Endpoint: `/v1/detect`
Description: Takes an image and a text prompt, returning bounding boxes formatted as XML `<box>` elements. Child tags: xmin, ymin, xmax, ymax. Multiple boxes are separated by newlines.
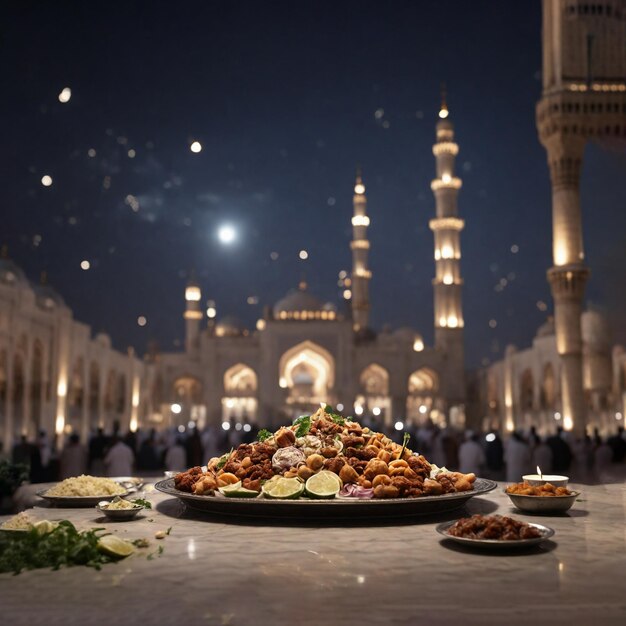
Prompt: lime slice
<box><xmin>262</xmin><ymin>477</ymin><xmax>304</xmax><ymax>499</ymax></box>
<box><xmin>97</xmin><ymin>534</ymin><xmax>135</xmax><ymax>558</ymax></box>
<box><xmin>305</xmin><ymin>471</ymin><xmax>341</xmax><ymax>499</ymax></box>
<box><xmin>220</xmin><ymin>487</ymin><xmax>259</xmax><ymax>498</ymax></box>
<box><xmin>217</xmin><ymin>481</ymin><xmax>243</xmax><ymax>495</ymax></box>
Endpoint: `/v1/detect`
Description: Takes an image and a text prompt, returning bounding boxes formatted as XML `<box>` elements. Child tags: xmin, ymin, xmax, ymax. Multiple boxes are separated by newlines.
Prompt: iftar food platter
<box><xmin>155</xmin><ymin>475</ymin><xmax>497</xmax><ymax>518</ymax></box>
<box><xmin>156</xmin><ymin>406</ymin><xmax>497</xmax><ymax>519</ymax></box>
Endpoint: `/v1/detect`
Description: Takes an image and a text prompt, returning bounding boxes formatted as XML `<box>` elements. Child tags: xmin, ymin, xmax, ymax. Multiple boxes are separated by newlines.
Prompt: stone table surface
<box><xmin>1</xmin><ymin>480</ymin><xmax>625</xmax><ymax>626</ymax></box>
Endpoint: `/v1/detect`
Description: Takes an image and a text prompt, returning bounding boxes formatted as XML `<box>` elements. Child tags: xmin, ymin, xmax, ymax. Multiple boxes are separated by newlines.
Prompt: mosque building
<box><xmin>0</xmin><ymin>103</ymin><xmax>467</xmax><ymax>449</ymax></box>
<box><xmin>481</xmin><ymin>0</ymin><xmax>626</xmax><ymax>438</ymax></box>
<box><xmin>151</xmin><ymin>101</ymin><xmax>467</xmax><ymax>433</ymax></box>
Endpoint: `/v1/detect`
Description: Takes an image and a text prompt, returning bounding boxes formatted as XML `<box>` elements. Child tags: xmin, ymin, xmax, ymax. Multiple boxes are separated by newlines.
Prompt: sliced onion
<box><xmin>338</xmin><ymin>484</ymin><xmax>374</xmax><ymax>499</ymax></box>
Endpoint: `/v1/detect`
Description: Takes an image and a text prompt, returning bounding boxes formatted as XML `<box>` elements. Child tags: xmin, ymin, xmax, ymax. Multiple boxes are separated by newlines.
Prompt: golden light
<box><xmin>442</xmin><ymin>173</ymin><xmax>451</xmax><ymax>184</ymax></box>
<box><xmin>438</xmin><ymin>105</ymin><xmax>449</xmax><ymax>119</ymax></box>
<box><xmin>441</xmin><ymin>245</ymin><xmax>454</xmax><ymax>259</ymax></box>
<box><xmin>58</xmin><ymin>87</ymin><xmax>72</xmax><ymax>103</ymax></box>
<box><xmin>343</xmin><ymin>289</ymin><xmax>352</xmax><ymax>300</ymax></box>
<box><xmin>185</xmin><ymin>286</ymin><xmax>201</xmax><ymax>301</ymax></box>
<box><xmin>563</xmin><ymin>415</ymin><xmax>573</xmax><ymax>431</ymax></box>
<box><xmin>447</xmin><ymin>315</ymin><xmax>459</xmax><ymax>328</ymax></box>
<box><xmin>352</xmin><ymin>215</ymin><xmax>370</xmax><ymax>227</ymax></box>
<box><xmin>443</xmin><ymin>274</ymin><xmax>453</xmax><ymax>285</ymax></box>
<box><xmin>207</xmin><ymin>306</ymin><xmax>217</xmax><ymax>319</ymax></box>
<box><xmin>354</xmin><ymin>183</ymin><xmax>365</xmax><ymax>195</ymax></box>
<box><xmin>41</xmin><ymin>175</ymin><xmax>53</xmax><ymax>187</ymax></box>
<box><xmin>299</xmin><ymin>250</ymin><xmax>309</xmax><ymax>260</ymax></box>
<box><xmin>413</xmin><ymin>338</ymin><xmax>424</xmax><ymax>352</ymax></box>
<box><xmin>279</xmin><ymin>377</ymin><xmax>288</xmax><ymax>389</ymax></box>
<box><xmin>80</xmin><ymin>260</ymin><xmax>91</xmax><ymax>271</ymax></box>
<box><xmin>256</xmin><ymin>319</ymin><xmax>266</xmax><ymax>331</ymax></box>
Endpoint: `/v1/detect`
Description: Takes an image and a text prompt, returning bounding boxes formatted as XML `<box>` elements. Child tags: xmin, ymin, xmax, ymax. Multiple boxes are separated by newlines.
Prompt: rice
<box><xmin>1</xmin><ymin>511</ymin><xmax>35</xmax><ymax>530</ymax></box>
<box><xmin>45</xmin><ymin>475</ymin><xmax>125</xmax><ymax>497</ymax></box>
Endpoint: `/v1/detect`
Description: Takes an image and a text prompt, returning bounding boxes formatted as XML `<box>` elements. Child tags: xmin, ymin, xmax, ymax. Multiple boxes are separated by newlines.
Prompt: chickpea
<box><xmin>306</xmin><ymin>454</ymin><xmax>325</xmax><ymax>471</ymax></box>
<box><xmin>339</xmin><ymin>464</ymin><xmax>359</xmax><ymax>484</ymax></box>
<box><xmin>297</xmin><ymin>465</ymin><xmax>315</xmax><ymax>481</ymax></box>
<box><xmin>377</xmin><ymin>450</ymin><xmax>392</xmax><ymax>463</ymax></box>
<box><xmin>372</xmin><ymin>474</ymin><xmax>391</xmax><ymax>488</ymax></box>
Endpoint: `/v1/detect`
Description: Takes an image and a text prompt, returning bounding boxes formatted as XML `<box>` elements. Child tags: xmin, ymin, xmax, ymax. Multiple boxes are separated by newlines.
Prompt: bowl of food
<box><xmin>505</xmin><ymin>482</ymin><xmax>580</xmax><ymax>513</ymax></box>
<box><xmin>96</xmin><ymin>496</ymin><xmax>147</xmax><ymax>520</ymax></box>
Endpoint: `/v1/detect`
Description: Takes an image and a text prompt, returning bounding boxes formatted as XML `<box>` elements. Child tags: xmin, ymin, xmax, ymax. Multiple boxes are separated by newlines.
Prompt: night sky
<box><xmin>2</xmin><ymin>0</ymin><xmax>625</xmax><ymax>367</ymax></box>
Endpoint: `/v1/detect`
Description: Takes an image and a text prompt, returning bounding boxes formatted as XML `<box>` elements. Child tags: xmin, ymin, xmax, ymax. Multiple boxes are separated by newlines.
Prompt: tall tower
<box><xmin>430</xmin><ymin>89</ymin><xmax>465</xmax><ymax>402</ymax></box>
<box><xmin>536</xmin><ymin>0</ymin><xmax>626</xmax><ymax>436</ymax></box>
<box><xmin>351</xmin><ymin>168</ymin><xmax>372</xmax><ymax>331</ymax></box>
<box><xmin>184</xmin><ymin>276</ymin><xmax>202</xmax><ymax>354</ymax></box>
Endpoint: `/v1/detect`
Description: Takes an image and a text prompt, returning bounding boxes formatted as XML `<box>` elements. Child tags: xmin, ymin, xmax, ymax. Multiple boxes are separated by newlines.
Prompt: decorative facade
<box><xmin>0</xmin><ymin>256</ymin><xmax>144</xmax><ymax>453</ymax></box>
<box><xmin>536</xmin><ymin>0</ymin><xmax>626</xmax><ymax>435</ymax></box>
<box><xmin>0</xmin><ymin>106</ymin><xmax>468</xmax><ymax>447</ymax></box>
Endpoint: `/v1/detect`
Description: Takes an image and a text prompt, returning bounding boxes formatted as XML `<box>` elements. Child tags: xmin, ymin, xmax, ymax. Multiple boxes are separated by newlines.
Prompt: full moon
<box><xmin>217</xmin><ymin>224</ymin><xmax>237</xmax><ymax>244</ymax></box>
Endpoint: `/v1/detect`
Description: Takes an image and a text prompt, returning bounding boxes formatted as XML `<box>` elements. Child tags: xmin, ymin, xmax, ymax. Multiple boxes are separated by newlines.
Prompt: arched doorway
<box><xmin>172</xmin><ymin>375</ymin><xmax>204</xmax><ymax>428</ymax></box>
<box><xmin>278</xmin><ymin>341</ymin><xmax>335</xmax><ymax>417</ymax></box>
<box><xmin>406</xmin><ymin>367</ymin><xmax>439</xmax><ymax>424</ymax></box>
<box><xmin>356</xmin><ymin>364</ymin><xmax>391</xmax><ymax>425</ymax></box>
<box><xmin>222</xmin><ymin>364</ymin><xmax>258</xmax><ymax>424</ymax></box>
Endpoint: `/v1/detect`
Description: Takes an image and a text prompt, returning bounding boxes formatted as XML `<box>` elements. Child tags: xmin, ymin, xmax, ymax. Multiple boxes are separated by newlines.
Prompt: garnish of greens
<box><xmin>397</xmin><ymin>432</ymin><xmax>411</xmax><ymax>460</ymax></box>
<box><xmin>0</xmin><ymin>520</ymin><xmax>128</xmax><ymax>575</ymax></box>
<box><xmin>131</xmin><ymin>498</ymin><xmax>152</xmax><ymax>509</ymax></box>
<box><xmin>257</xmin><ymin>429</ymin><xmax>272</xmax><ymax>442</ymax></box>
<box><xmin>324</xmin><ymin>405</ymin><xmax>346</xmax><ymax>426</ymax></box>
<box><xmin>216</xmin><ymin>448</ymin><xmax>234</xmax><ymax>470</ymax></box>
<box><xmin>293</xmin><ymin>415</ymin><xmax>312</xmax><ymax>437</ymax></box>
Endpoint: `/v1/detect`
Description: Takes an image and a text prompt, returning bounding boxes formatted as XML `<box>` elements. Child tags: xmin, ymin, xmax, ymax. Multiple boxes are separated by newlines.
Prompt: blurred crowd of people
<box><xmin>6</xmin><ymin>418</ymin><xmax>626</xmax><ymax>485</ymax></box>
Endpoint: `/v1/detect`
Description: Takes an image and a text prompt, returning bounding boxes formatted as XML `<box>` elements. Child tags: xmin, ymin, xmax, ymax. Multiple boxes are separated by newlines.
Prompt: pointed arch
<box><xmin>224</xmin><ymin>363</ymin><xmax>258</xmax><ymax>394</ymax></box>
<box><xmin>359</xmin><ymin>363</ymin><xmax>389</xmax><ymax>396</ymax></box>
<box><xmin>408</xmin><ymin>367</ymin><xmax>439</xmax><ymax>394</ymax></box>
<box><xmin>279</xmin><ymin>340</ymin><xmax>335</xmax><ymax>395</ymax></box>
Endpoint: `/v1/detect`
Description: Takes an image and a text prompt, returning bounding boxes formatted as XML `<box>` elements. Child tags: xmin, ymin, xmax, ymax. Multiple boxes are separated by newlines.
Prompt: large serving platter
<box><xmin>155</xmin><ymin>476</ymin><xmax>497</xmax><ymax>519</ymax></box>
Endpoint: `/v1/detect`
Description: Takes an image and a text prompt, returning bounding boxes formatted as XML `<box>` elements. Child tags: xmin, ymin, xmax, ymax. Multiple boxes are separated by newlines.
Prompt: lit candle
<box><xmin>522</xmin><ymin>466</ymin><xmax>569</xmax><ymax>487</ymax></box>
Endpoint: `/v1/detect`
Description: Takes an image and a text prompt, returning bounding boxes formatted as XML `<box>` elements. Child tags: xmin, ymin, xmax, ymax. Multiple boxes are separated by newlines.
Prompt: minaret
<box><xmin>536</xmin><ymin>0</ymin><xmax>626</xmax><ymax>436</ymax></box>
<box><xmin>350</xmin><ymin>168</ymin><xmax>371</xmax><ymax>331</ymax></box>
<box><xmin>430</xmin><ymin>88</ymin><xmax>465</xmax><ymax>401</ymax></box>
<box><xmin>184</xmin><ymin>276</ymin><xmax>202</xmax><ymax>354</ymax></box>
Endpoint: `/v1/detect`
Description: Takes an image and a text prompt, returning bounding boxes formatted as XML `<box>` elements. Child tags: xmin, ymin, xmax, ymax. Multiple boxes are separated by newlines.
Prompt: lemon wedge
<box><xmin>97</xmin><ymin>534</ymin><xmax>135</xmax><ymax>558</ymax></box>
<box><xmin>261</xmin><ymin>477</ymin><xmax>304</xmax><ymax>499</ymax></box>
<box><xmin>305</xmin><ymin>471</ymin><xmax>341</xmax><ymax>499</ymax></box>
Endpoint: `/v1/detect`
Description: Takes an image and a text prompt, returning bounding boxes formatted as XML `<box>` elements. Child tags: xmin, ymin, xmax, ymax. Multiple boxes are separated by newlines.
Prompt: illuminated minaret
<box><xmin>430</xmin><ymin>89</ymin><xmax>465</xmax><ymax>401</ymax></box>
<box><xmin>351</xmin><ymin>168</ymin><xmax>371</xmax><ymax>331</ymax></box>
<box><xmin>536</xmin><ymin>0</ymin><xmax>626</xmax><ymax>436</ymax></box>
<box><xmin>184</xmin><ymin>276</ymin><xmax>202</xmax><ymax>354</ymax></box>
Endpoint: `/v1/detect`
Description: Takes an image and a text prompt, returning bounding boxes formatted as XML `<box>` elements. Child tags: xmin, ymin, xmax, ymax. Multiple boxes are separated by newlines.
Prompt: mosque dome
<box><xmin>215</xmin><ymin>316</ymin><xmax>245</xmax><ymax>337</ymax></box>
<box><xmin>0</xmin><ymin>258</ymin><xmax>29</xmax><ymax>286</ymax></box>
<box><xmin>34</xmin><ymin>284</ymin><xmax>66</xmax><ymax>310</ymax></box>
<box><xmin>273</xmin><ymin>284</ymin><xmax>337</xmax><ymax>321</ymax></box>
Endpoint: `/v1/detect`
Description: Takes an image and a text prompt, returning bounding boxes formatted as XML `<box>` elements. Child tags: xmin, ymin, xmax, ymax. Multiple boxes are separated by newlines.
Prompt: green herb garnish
<box><xmin>324</xmin><ymin>405</ymin><xmax>346</xmax><ymax>426</ymax></box>
<box><xmin>147</xmin><ymin>545</ymin><xmax>164</xmax><ymax>561</ymax></box>
<box><xmin>165</xmin><ymin>526</ymin><xmax>172</xmax><ymax>536</ymax></box>
<box><xmin>257</xmin><ymin>429</ymin><xmax>272</xmax><ymax>442</ymax></box>
<box><xmin>0</xmin><ymin>520</ymin><xmax>122</xmax><ymax>575</ymax></box>
<box><xmin>216</xmin><ymin>448</ymin><xmax>234</xmax><ymax>470</ymax></box>
<box><xmin>398</xmin><ymin>432</ymin><xmax>411</xmax><ymax>460</ymax></box>
<box><xmin>293</xmin><ymin>415</ymin><xmax>312</xmax><ymax>437</ymax></box>
<box><xmin>131</xmin><ymin>498</ymin><xmax>152</xmax><ymax>509</ymax></box>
